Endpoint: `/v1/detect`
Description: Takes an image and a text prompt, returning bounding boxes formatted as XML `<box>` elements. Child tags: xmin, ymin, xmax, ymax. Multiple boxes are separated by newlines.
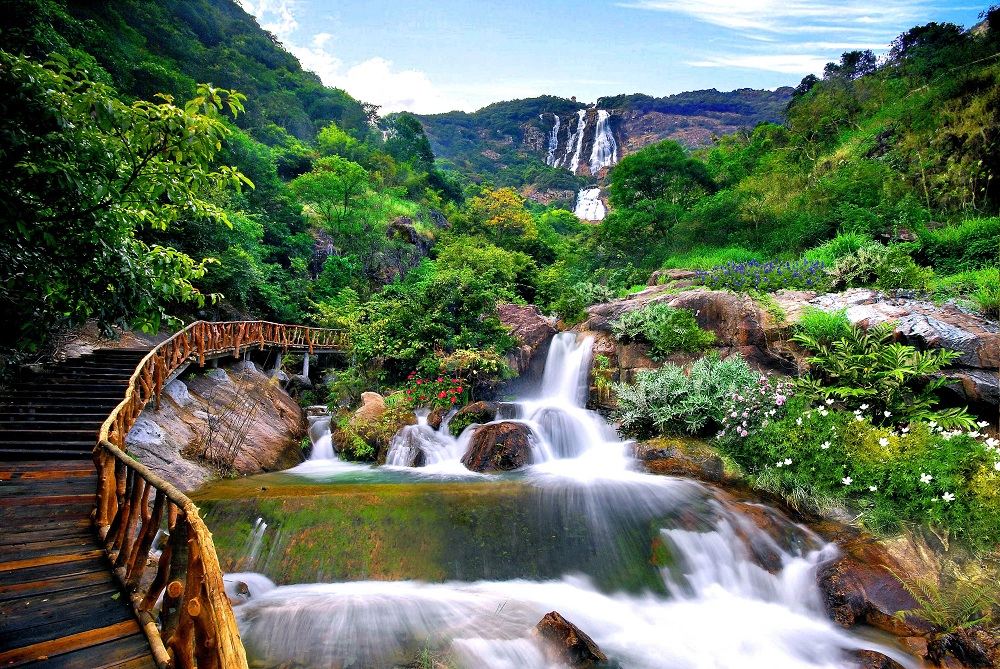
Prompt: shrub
<box><xmin>830</xmin><ymin>243</ymin><xmax>932</xmax><ymax>291</ymax></box>
<box><xmin>401</xmin><ymin>373</ymin><xmax>468</xmax><ymax>409</ymax></box>
<box><xmin>695</xmin><ymin>259</ymin><xmax>828</xmax><ymax>292</ymax></box>
<box><xmin>610</xmin><ymin>303</ymin><xmax>716</xmax><ymax>359</ymax></box>
<box><xmin>918</xmin><ymin>217</ymin><xmax>1000</xmax><ymax>275</ymax></box>
<box><xmin>794</xmin><ymin>308</ymin><xmax>852</xmax><ymax>347</ymax></box>
<box><xmin>972</xmin><ymin>268</ymin><xmax>1000</xmax><ymax>317</ymax></box>
<box><xmin>802</xmin><ymin>232</ymin><xmax>874</xmax><ymax>266</ymax></box>
<box><xmin>793</xmin><ymin>321</ymin><xmax>974</xmax><ymax>429</ymax></box>
<box><xmin>715</xmin><ymin>398</ymin><xmax>1000</xmax><ymax>548</ymax></box>
<box><xmin>612</xmin><ymin>353</ymin><xmax>759</xmax><ymax>438</ymax></box>
<box><xmin>661</xmin><ymin>246</ymin><xmax>764</xmax><ymax>270</ymax></box>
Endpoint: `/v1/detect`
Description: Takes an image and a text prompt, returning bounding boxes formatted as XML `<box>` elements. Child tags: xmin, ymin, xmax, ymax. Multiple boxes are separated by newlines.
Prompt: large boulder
<box><xmin>354</xmin><ymin>392</ymin><xmax>387</xmax><ymax>423</ymax></box>
<box><xmin>633</xmin><ymin>437</ymin><xmax>724</xmax><ymax>483</ymax></box>
<box><xmin>448</xmin><ymin>401</ymin><xmax>497</xmax><ymax>437</ymax></box>
<box><xmin>816</xmin><ymin>535</ymin><xmax>933</xmax><ymax>637</ymax></box>
<box><xmin>498</xmin><ymin>303</ymin><xmax>558</xmax><ymax>375</ymax></box>
<box><xmin>853</xmin><ymin>650</ymin><xmax>905</xmax><ymax>669</ymax></box>
<box><xmin>534</xmin><ymin>611</ymin><xmax>608</xmax><ymax>668</ymax></box>
<box><xmin>461</xmin><ymin>421</ymin><xmax>532</xmax><ymax>472</ymax></box>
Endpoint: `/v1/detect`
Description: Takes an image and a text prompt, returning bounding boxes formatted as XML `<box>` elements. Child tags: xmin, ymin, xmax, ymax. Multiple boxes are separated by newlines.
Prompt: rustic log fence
<box><xmin>93</xmin><ymin>321</ymin><xmax>346</xmax><ymax>668</ymax></box>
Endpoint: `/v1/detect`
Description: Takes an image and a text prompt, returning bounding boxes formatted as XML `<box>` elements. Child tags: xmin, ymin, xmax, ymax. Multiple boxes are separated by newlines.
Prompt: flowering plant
<box><xmin>400</xmin><ymin>372</ymin><xmax>468</xmax><ymax>409</ymax></box>
<box><xmin>718</xmin><ymin>374</ymin><xmax>795</xmax><ymax>440</ymax></box>
<box><xmin>696</xmin><ymin>259</ymin><xmax>827</xmax><ymax>292</ymax></box>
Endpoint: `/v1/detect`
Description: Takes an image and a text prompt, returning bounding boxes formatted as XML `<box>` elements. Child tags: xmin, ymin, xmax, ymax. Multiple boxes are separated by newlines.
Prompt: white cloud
<box><xmin>688</xmin><ymin>54</ymin><xmax>833</xmax><ymax>74</ymax></box>
<box><xmin>238</xmin><ymin>0</ymin><xmax>467</xmax><ymax>113</ymax></box>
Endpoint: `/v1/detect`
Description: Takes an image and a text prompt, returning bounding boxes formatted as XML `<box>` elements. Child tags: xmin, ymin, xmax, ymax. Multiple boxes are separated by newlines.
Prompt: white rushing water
<box><xmin>588</xmin><ymin>109</ymin><xmax>618</xmax><ymax>174</ymax></box>
<box><xmin>566</xmin><ymin>109</ymin><xmax>587</xmax><ymax>174</ymax></box>
<box><xmin>573</xmin><ymin>187</ymin><xmax>606</xmax><ymax>221</ymax></box>
<box><xmin>232</xmin><ymin>334</ymin><xmax>917</xmax><ymax>669</ymax></box>
<box><xmin>542</xmin><ymin>112</ymin><xmax>560</xmax><ymax>167</ymax></box>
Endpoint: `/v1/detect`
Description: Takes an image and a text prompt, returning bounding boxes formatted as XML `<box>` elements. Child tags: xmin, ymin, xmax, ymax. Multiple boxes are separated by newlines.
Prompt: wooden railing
<box><xmin>92</xmin><ymin>321</ymin><xmax>346</xmax><ymax>669</ymax></box>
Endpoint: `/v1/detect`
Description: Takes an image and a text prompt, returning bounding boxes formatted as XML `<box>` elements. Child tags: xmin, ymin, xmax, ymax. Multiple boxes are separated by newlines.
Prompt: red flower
<box><xmin>450</xmin><ymin>396</ymin><xmax>457</xmax><ymax>403</ymax></box>
<box><xmin>438</xmin><ymin>391</ymin><xmax>446</xmax><ymax>399</ymax></box>
<box><xmin>416</xmin><ymin>379</ymin><xmax>422</xmax><ymax>385</ymax></box>
<box><xmin>437</xmin><ymin>377</ymin><xmax>443</xmax><ymax>383</ymax></box>
<box><xmin>406</xmin><ymin>390</ymin><xmax>413</xmax><ymax>395</ymax></box>
<box><xmin>456</xmin><ymin>387</ymin><xmax>463</xmax><ymax>393</ymax></box>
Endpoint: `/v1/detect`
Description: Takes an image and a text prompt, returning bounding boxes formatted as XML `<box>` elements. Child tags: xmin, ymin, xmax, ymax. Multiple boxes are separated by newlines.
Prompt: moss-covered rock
<box><xmin>448</xmin><ymin>401</ymin><xmax>497</xmax><ymax>437</ymax></box>
<box><xmin>632</xmin><ymin>437</ymin><xmax>724</xmax><ymax>482</ymax></box>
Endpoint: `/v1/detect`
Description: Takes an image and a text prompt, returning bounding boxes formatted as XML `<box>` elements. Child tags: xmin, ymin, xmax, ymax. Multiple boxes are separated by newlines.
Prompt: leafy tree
<box><xmin>464</xmin><ymin>187</ymin><xmax>539</xmax><ymax>244</ymax></box>
<box><xmin>0</xmin><ymin>51</ymin><xmax>249</xmax><ymax>366</ymax></box>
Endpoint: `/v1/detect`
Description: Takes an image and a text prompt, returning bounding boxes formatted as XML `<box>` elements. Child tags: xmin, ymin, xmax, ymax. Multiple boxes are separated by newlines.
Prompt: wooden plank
<box><xmin>28</xmin><ymin>633</ymin><xmax>157</xmax><ymax>669</ymax></box>
<box><xmin>0</xmin><ymin>549</ymin><xmax>104</xmax><ymax>573</ymax></box>
<box><xmin>0</xmin><ymin>493</ymin><xmax>95</xmax><ymax>507</ymax></box>
<box><xmin>0</xmin><ymin>581</ymin><xmax>118</xmax><ymax>633</ymax></box>
<box><xmin>0</xmin><ymin>570</ymin><xmax>112</xmax><ymax>602</ymax></box>
<box><xmin>0</xmin><ymin>619</ymin><xmax>140</xmax><ymax>667</ymax></box>
<box><xmin>0</xmin><ymin>589</ymin><xmax>135</xmax><ymax>651</ymax></box>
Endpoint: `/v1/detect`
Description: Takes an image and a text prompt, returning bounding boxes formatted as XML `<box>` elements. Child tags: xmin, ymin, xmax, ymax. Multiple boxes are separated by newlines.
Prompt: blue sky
<box><xmin>238</xmin><ymin>1</ymin><xmax>985</xmax><ymax>114</ymax></box>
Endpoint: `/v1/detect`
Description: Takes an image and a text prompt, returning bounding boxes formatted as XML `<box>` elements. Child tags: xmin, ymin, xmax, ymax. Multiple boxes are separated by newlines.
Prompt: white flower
<box><xmin>883</xmin><ymin>411</ymin><xmax>891</xmax><ymax>418</ymax></box>
<box><xmin>942</xmin><ymin>492</ymin><xmax>955</xmax><ymax>503</ymax></box>
<box><xmin>784</xmin><ymin>458</ymin><xmax>792</xmax><ymax>465</ymax></box>
<box><xmin>842</xmin><ymin>477</ymin><xmax>853</xmax><ymax>485</ymax></box>
<box><xmin>825</xmin><ymin>399</ymin><xmax>835</xmax><ymax>405</ymax></box>
<box><xmin>878</xmin><ymin>437</ymin><xmax>889</xmax><ymax>447</ymax></box>
<box><xmin>795</xmin><ymin>418</ymin><xmax>803</xmax><ymax>426</ymax></box>
<box><xmin>986</xmin><ymin>438</ymin><xmax>999</xmax><ymax>448</ymax></box>
<box><xmin>821</xmin><ymin>441</ymin><xmax>831</xmax><ymax>449</ymax></box>
<box><xmin>929</xmin><ymin>421</ymin><xmax>937</xmax><ymax>428</ymax></box>
<box><xmin>855</xmin><ymin>415</ymin><xmax>865</xmax><ymax>422</ymax></box>
<box><xmin>776</xmin><ymin>461</ymin><xmax>784</xmax><ymax>468</ymax></box>
<box><xmin>994</xmin><ymin>461</ymin><xmax>1000</xmax><ymax>471</ymax></box>
<box><xmin>860</xmin><ymin>403</ymin><xmax>870</xmax><ymax>410</ymax></box>
<box><xmin>854</xmin><ymin>409</ymin><xmax>863</xmax><ymax>415</ymax></box>
<box><xmin>820</xmin><ymin>409</ymin><xmax>829</xmax><ymax>417</ymax></box>
<box><xmin>920</xmin><ymin>473</ymin><xmax>933</xmax><ymax>484</ymax></box>
<box><xmin>901</xmin><ymin>426</ymin><xmax>910</xmax><ymax>434</ymax></box>
<box><xmin>969</xmin><ymin>431</ymin><xmax>980</xmax><ymax>439</ymax></box>
<box><xmin>869</xmin><ymin>485</ymin><xmax>878</xmax><ymax>492</ymax></box>
<box><xmin>977</xmin><ymin>421</ymin><xmax>990</xmax><ymax>428</ymax></box>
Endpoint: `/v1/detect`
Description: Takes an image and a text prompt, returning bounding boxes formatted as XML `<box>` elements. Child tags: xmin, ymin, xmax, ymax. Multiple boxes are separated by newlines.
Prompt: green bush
<box><xmin>830</xmin><ymin>244</ymin><xmax>933</xmax><ymax>291</ymax></box>
<box><xmin>802</xmin><ymin>232</ymin><xmax>874</xmax><ymax>266</ymax></box>
<box><xmin>612</xmin><ymin>353</ymin><xmax>759</xmax><ymax>438</ymax></box>
<box><xmin>794</xmin><ymin>308</ymin><xmax>852</xmax><ymax>348</ymax></box>
<box><xmin>660</xmin><ymin>246</ymin><xmax>764</xmax><ymax>270</ymax></box>
<box><xmin>972</xmin><ymin>268</ymin><xmax>1000</xmax><ymax>317</ymax></box>
<box><xmin>793</xmin><ymin>321</ymin><xmax>974</xmax><ymax>429</ymax></box>
<box><xmin>918</xmin><ymin>218</ymin><xmax>1000</xmax><ymax>275</ymax></box>
<box><xmin>715</xmin><ymin>398</ymin><xmax>1000</xmax><ymax>548</ymax></box>
<box><xmin>610</xmin><ymin>303</ymin><xmax>716</xmax><ymax>359</ymax></box>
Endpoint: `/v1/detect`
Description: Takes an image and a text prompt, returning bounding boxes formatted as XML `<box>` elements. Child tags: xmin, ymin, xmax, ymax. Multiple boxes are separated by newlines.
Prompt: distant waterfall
<box><xmin>588</xmin><ymin>110</ymin><xmax>618</xmax><ymax>174</ymax></box>
<box><xmin>574</xmin><ymin>188</ymin><xmax>606</xmax><ymax>221</ymax></box>
<box><xmin>543</xmin><ymin>113</ymin><xmax>560</xmax><ymax>166</ymax></box>
<box><xmin>567</xmin><ymin>109</ymin><xmax>588</xmax><ymax>173</ymax></box>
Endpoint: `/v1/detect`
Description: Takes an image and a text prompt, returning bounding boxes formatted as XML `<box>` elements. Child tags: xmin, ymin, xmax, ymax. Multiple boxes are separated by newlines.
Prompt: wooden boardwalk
<box><xmin>0</xmin><ymin>350</ymin><xmax>156</xmax><ymax>668</ymax></box>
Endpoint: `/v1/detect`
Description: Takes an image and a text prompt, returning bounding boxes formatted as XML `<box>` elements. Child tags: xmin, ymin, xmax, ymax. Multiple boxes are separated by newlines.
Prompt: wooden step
<box><xmin>0</xmin><ymin>430</ymin><xmax>99</xmax><ymax>442</ymax></box>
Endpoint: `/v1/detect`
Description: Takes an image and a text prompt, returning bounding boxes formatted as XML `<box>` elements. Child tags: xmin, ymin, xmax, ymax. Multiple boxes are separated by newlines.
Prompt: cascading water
<box><xmin>203</xmin><ymin>333</ymin><xmax>917</xmax><ymax>669</ymax></box>
<box><xmin>588</xmin><ymin>109</ymin><xmax>618</xmax><ymax>174</ymax></box>
<box><xmin>542</xmin><ymin>112</ymin><xmax>560</xmax><ymax>167</ymax></box>
<box><xmin>573</xmin><ymin>187</ymin><xmax>606</xmax><ymax>221</ymax></box>
<box><xmin>566</xmin><ymin>109</ymin><xmax>587</xmax><ymax>174</ymax></box>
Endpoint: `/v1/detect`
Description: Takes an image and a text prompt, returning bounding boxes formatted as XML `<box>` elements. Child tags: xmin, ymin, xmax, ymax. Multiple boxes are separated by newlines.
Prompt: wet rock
<box><xmin>816</xmin><ymin>537</ymin><xmax>933</xmax><ymax>637</ymax></box>
<box><xmin>853</xmin><ymin>649</ymin><xmax>905</xmax><ymax>669</ymax></box>
<box><xmin>928</xmin><ymin>626</ymin><xmax>1000</xmax><ymax>668</ymax></box>
<box><xmin>426</xmin><ymin>408</ymin><xmax>447</xmax><ymax>431</ymax></box>
<box><xmin>534</xmin><ymin>611</ymin><xmax>608</xmax><ymax>668</ymax></box>
<box><xmin>163</xmin><ymin>379</ymin><xmax>192</xmax><ymax>407</ymax></box>
<box><xmin>498</xmin><ymin>303</ymin><xmax>558</xmax><ymax>375</ymax></box>
<box><xmin>461</xmin><ymin>421</ymin><xmax>532</xmax><ymax>472</ymax></box>
<box><xmin>354</xmin><ymin>392</ymin><xmax>387</xmax><ymax>423</ymax></box>
<box><xmin>633</xmin><ymin>437</ymin><xmax>723</xmax><ymax>483</ymax></box>
<box><xmin>448</xmin><ymin>401</ymin><xmax>498</xmax><ymax>437</ymax></box>
<box><xmin>648</xmin><ymin>268</ymin><xmax>697</xmax><ymax>286</ymax></box>
<box><xmin>287</xmin><ymin>373</ymin><xmax>312</xmax><ymax>391</ymax></box>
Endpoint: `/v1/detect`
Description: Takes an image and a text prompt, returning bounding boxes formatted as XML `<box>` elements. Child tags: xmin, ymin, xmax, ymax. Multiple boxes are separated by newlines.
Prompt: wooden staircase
<box><xmin>0</xmin><ymin>349</ymin><xmax>157</xmax><ymax>668</ymax></box>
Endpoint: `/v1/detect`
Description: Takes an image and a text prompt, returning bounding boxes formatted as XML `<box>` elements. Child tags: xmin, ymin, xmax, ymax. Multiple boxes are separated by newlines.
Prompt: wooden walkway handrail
<box><xmin>92</xmin><ymin>321</ymin><xmax>346</xmax><ymax>669</ymax></box>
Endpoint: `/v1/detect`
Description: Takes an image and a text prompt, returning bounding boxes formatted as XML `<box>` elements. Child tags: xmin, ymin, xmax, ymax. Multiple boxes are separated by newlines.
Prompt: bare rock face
<box><xmin>534</xmin><ymin>611</ymin><xmax>608</xmax><ymax>668</ymax></box>
<box><xmin>633</xmin><ymin>437</ymin><xmax>723</xmax><ymax>482</ymax></box>
<box><xmin>927</xmin><ymin>626</ymin><xmax>1000</xmax><ymax>668</ymax></box>
<box><xmin>461</xmin><ymin>421</ymin><xmax>532</xmax><ymax>472</ymax></box>
<box><xmin>498</xmin><ymin>303</ymin><xmax>558</xmax><ymax>375</ymax></box>
<box><xmin>354</xmin><ymin>392</ymin><xmax>387</xmax><ymax>423</ymax></box>
<box><xmin>126</xmin><ymin>365</ymin><xmax>307</xmax><ymax>491</ymax></box>
<box><xmin>816</xmin><ymin>535</ymin><xmax>933</xmax><ymax>638</ymax></box>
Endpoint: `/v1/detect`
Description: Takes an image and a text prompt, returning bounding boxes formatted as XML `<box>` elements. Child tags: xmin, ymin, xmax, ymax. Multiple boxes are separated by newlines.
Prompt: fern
<box><xmin>893</xmin><ymin>563</ymin><xmax>998</xmax><ymax>633</ymax></box>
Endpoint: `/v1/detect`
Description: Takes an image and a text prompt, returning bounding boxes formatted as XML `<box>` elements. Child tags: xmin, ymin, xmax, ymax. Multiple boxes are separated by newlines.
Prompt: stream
<box><xmin>193</xmin><ymin>333</ymin><xmax>916</xmax><ymax>669</ymax></box>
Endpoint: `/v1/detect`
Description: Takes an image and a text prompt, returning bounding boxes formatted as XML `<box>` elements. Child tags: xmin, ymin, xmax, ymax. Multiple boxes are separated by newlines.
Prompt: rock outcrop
<box><xmin>633</xmin><ymin>437</ymin><xmax>724</xmax><ymax>482</ymax></box>
<box><xmin>461</xmin><ymin>421</ymin><xmax>532</xmax><ymax>472</ymax></box>
<box><xmin>853</xmin><ymin>650</ymin><xmax>905</xmax><ymax>669</ymax></box>
<box><xmin>498</xmin><ymin>303</ymin><xmax>558</xmax><ymax>376</ymax></box>
<box><xmin>125</xmin><ymin>362</ymin><xmax>306</xmax><ymax>491</ymax></box>
<box><xmin>448</xmin><ymin>401</ymin><xmax>497</xmax><ymax>437</ymax></box>
<box><xmin>534</xmin><ymin>611</ymin><xmax>608</xmax><ymax>668</ymax></box>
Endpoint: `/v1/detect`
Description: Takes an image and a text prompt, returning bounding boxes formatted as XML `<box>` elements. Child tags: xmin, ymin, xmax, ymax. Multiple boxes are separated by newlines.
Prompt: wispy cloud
<box><xmin>623</xmin><ymin>0</ymin><xmax>940</xmax><ymax>77</ymax></box>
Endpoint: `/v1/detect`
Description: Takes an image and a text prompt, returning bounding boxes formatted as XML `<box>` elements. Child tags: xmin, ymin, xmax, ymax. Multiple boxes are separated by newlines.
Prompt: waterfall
<box><xmin>588</xmin><ymin>109</ymin><xmax>618</xmax><ymax>174</ymax></box>
<box><xmin>573</xmin><ymin>187</ymin><xmax>606</xmax><ymax>221</ymax></box>
<box><xmin>222</xmin><ymin>331</ymin><xmax>919</xmax><ymax>669</ymax></box>
<box><xmin>565</xmin><ymin>109</ymin><xmax>587</xmax><ymax>173</ymax></box>
<box><xmin>306</xmin><ymin>415</ymin><xmax>334</xmax><ymax>460</ymax></box>
<box><xmin>542</xmin><ymin>113</ymin><xmax>560</xmax><ymax>166</ymax></box>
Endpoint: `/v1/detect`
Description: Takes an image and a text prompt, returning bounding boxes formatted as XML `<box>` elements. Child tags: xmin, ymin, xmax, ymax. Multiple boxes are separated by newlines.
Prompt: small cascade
<box><xmin>567</xmin><ymin>109</ymin><xmax>587</xmax><ymax>173</ymax></box>
<box><xmin>573</xmin><ymin>187</ymin><xmax>606</xmax><ymax>221</ymax></box>
<box><xmin>385</xmin><ymin>410</ymin><xmax>467</xmax><ymax>467</ymax></box>
<box><xmin>306</xmin><ymin>415</ymin><xmax>334</xmax><ymax>461</ymax></box>
<box><xmin>243</xmin><ymin>517</ymin><xmax>268</xmax><ymax>568</ymax></box>
<box><xmin>542</xmin><ymin>113</ymin><xmax>560</xmax><ymax>166</ymax></box>
<box><xmin>588</xmin><ymin>109</ymin><xmax>618</xmax><ymax>174</ymax></box>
